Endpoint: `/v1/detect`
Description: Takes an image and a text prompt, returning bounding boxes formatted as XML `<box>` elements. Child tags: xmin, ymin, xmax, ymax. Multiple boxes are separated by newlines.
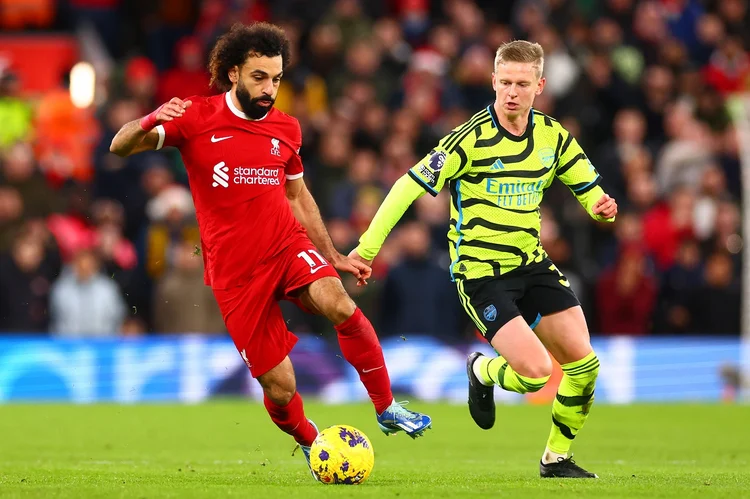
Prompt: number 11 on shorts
<box><xmin>297</xmin><ymin>249</ymin><xmax>329</xmax><ymax>273</ymax></box>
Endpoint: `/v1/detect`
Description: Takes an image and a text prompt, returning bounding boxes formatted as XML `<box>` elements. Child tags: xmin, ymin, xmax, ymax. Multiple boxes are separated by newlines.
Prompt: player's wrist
<box><xmin>139</xmin><ymin>104</ymin><xmax>164</xmax><ymax>131</ymax></box>
<box><xmin>354</xmin><ymin>245</ymin><xmax>377</xmax><ymax>262</ymax></box>
<box><xmin>327</xmin><ymin>251</ymin><xmax>345</xmax><ymax>264</ymax></box>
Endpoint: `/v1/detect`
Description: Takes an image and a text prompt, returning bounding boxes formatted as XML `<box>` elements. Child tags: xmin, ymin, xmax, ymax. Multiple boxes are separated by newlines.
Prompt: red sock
<box><xmin>335</xmin><ymin>308</ymin><xmax>394</xmax><ymax>414</ymax></box>
<box><xmin>263</xmin><ymin>392</ymin><xmax>318</xmax><ymax>446</ymax></box>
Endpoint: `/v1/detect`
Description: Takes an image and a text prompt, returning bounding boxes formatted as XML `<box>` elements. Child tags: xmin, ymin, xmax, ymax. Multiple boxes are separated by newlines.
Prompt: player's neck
<box><xmin>493</xmin><ymin>101</ymin><xmax>529</xmax><ymax>137</ymax></box>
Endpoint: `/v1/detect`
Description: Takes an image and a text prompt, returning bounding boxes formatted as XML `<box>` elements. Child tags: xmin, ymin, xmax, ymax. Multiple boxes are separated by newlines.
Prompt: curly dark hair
<box><xmin>208</xmin><ymin>22</ymin><xmax>291</xmax><ymax>92</ymax></box>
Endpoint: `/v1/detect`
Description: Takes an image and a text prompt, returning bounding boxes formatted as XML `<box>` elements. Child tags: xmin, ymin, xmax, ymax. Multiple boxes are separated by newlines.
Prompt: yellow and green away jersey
<box><xmin>407</xmin><ymin>105</ymin><xmax>608</xmax><ymax>281</ymax></box>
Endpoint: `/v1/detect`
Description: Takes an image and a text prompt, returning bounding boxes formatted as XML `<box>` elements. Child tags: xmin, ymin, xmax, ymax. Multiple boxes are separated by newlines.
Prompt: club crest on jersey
<box><xmin>539</xmin><ymin>147</ymin><xmax>555</xmax><ymax>169</ymax></box>
<box><xmin>271</xmin><ymin>138</ymin><xmax>281</xmax><ymax>157</ymax></box>
<box><xmin>483</xmin><ymin>304</ymin><xmax>497</xmax><ymax>322</ymax></box>
<box><xmin>428</xmin><ymin>150</ymin><xmax>447</xmax><ymax>171</ymax></box>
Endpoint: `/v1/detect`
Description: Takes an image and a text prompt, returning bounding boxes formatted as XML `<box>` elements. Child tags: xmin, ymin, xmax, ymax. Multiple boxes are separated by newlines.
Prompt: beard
<box><xmin>236</xmin><ymin>80</ymin><xmax>275</xmax><ymax>119</ymax></box>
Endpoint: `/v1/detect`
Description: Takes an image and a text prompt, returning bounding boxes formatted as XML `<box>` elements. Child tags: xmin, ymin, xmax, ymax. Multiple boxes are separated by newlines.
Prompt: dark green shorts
<box><xmin>456</xmin><ymin>259</ymin><xmax>580</xmax><ymax>342</ymax></box>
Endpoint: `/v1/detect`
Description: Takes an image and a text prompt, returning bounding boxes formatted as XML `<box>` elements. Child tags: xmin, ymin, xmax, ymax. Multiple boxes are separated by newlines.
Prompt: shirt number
<box><xmin>297</xmin><ymin>249</ymin><xmax>329</xmax><ymax>274</ymax></box>
<box><xmin>549</xmin><ymin>263</ymin><xmax>570</xmax><ymax>287</ymax></box>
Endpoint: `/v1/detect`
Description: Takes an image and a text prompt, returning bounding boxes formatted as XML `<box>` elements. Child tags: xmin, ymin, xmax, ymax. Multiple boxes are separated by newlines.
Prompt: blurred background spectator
<box><xmin>1</xmin><ymin>0</ymin><xmax>748</xmax><ymax>338</ymax></box>
<box><xmin>49</xmin><ymin>247</ymin><xmax>126</xmax><ymax>336</ymax></box>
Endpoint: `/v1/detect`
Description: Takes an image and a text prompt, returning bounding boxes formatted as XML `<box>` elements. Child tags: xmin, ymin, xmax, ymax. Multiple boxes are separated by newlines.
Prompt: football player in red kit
<box><xmin>110</xmin><ymin>22</ymin><xmax>431</xmax><ymax>477</ymax></box>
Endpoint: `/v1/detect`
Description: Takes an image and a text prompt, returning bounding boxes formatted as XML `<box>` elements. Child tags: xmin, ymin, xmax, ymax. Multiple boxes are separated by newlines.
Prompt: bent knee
<box><xmin>332</xmin><ymin>298</ymin><xmax>356</xmax><ymax>325</ymax></box>
<box><xmin>258</xmin><ymin>372</ymin><xmax>296</xmax><ymax>406</ymax></box>
<box><xmin>307</xmin><ymin>278</ymin><xmax>356</xmax><ymax>324</ymax></box>
<box><xmin>514</xmin><ymin>360</ymin><xmax>553</xmax><ymax>393</ymax></box>
<box><xmin>262</xmin><ymin>383</ymin><xmax>295</xmax><ymax>406</ymax></box>
<box><xmin>324</xmin><ymin>293</ymin><xmax>356</xmax><ymax>326</ymax></box>
<box><xmin>517</xmin><ymin>355</ymin><xmax>554</xmax><ymax>381</ymax></box>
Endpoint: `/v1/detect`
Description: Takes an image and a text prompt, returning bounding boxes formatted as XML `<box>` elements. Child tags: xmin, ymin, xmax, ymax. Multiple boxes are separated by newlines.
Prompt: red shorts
<box><xmin>212</xmin><ymin>237</ymin><xmax>340</xmax><ymax>378</ymax></box>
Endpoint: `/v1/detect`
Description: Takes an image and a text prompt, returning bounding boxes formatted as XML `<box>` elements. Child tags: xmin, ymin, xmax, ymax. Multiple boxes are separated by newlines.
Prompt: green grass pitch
<box><xmin>1</xmin><ymin>402</ymin><xmax>748</xmax><ymax>498</ymax></box>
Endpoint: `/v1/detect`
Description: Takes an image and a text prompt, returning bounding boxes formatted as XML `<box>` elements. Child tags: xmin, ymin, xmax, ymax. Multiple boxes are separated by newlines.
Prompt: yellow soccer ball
<box><xmin>309</xmin><ymin>425</ymin><xmax>374</xmax><ymax>484</ymax></box>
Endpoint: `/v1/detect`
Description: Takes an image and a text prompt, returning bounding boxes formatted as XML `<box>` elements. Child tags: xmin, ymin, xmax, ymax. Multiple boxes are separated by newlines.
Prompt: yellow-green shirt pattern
<box><xmin>407</xmin><ymin>105</ymin><xmax>606</xmax><ymax>281</ymax></box>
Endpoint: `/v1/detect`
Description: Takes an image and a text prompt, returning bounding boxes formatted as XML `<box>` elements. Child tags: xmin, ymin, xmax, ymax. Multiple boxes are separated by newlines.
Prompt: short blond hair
<box><xmin>494</xmin><ymin>40</ymin><xmax>545</xmax><ymax>79</ymax></box>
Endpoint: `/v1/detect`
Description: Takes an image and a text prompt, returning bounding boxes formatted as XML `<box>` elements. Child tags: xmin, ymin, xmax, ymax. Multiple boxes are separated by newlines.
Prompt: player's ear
<box><xmin>491</xmin><ymin>72</ymin><xmax>497</xmax><ymax>91</ymax></box>
<box><xmin>229</xmin><ymin>66</ymin><xmax>239</xmax><ymax>84</ymax></box>
<box><xmin>536</xmin><ymin>77</ymin><xmax>546</xmax><ymax>95</ymax></box>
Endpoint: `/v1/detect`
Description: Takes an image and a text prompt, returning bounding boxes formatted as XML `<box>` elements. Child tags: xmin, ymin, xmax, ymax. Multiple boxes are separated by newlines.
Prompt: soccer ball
<box><xmin>310</xmin><ymin>425</ymin><xmax>374</xmax><ymax>485</ymax></box>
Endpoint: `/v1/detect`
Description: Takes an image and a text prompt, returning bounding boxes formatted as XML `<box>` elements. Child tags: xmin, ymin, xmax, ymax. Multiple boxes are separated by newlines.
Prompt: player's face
<box><xmin>491</xmin><ymin>61</ymin><xmax>545</xmax><ymax>120</ymax></box>
<box><xmin>232</xmin><ymin>54</ymin><xmax>283</xmax><ymax>119</ymax></box>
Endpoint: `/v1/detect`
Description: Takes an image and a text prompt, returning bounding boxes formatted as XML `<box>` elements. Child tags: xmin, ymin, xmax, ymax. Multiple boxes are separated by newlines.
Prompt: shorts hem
<box><xmin>482</xmin><ymin>312</ymin><xmax>521</xmax><ymax>343</ymax></box>
<box><xmin>246</xmin><ymin>336</ymin><xmax>298</xmax><ymax>378</ymax></box>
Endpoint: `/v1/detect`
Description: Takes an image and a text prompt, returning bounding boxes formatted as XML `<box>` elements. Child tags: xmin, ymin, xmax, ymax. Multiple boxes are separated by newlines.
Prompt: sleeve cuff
<box><xmin>155</xmin><ymin>125</ymin><xmax>165</xmax><ymax>150</ymax></box>
<box><xmin>572</xmin><ymin>175</ymin><xmax>602</xmax><ymax>194</ymax></box>
<box><xmin>407</xmin><ymin>170</ymin><xmax>438</xmax><ymax>197</ymax></box>
<box><xmin>286</xmin><ymin>172</ymin><xmax>304</xmax><ymax>180</ymax></box>
<box><xmin>353</xmin><ymin>245</ymin><xmax>375</xmax><ymax>261</ymax></box>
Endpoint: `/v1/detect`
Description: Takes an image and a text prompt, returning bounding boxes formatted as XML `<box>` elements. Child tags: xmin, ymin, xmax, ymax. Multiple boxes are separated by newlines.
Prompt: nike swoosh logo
<box><xmin>310</xmin><ymin>265</ymin><xmax>330</xmax><ymax>274</ymax></box>
<box><xmin>211</xmin><ymin>135</ymin><xmax>233</xmax><ymax>143</ymax></box>
<box><xmin>362</xmin><ymin>366</ymin><xmax>383</xmax><ymax>373</ymax></box>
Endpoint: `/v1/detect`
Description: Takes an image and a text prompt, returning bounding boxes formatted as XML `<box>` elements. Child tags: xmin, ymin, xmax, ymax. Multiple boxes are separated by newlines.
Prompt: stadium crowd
<box><xmin>0</xmin><ymin>0</ymin><xmax>747</xmax><ymax>339</ymax></box>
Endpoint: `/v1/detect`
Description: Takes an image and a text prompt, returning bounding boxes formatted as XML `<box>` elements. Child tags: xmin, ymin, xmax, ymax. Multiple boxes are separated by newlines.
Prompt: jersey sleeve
<box><xmin>154</xmin><ymin>97</ymin><xmax>199</xmax><ymax>150</ymax></box>
<box><xmin>407</xmin><ymin>132</ymin><xmax>469</xmax><ymax>197</ymax></box>
<box><xmin>356</xmin><ymin>174</ymin><xmax>426</xmax><ymax>260</ymax></box>
<box><xmin>285</xmin><ymin>119</ymin><xmax>304</xmax><ymax>180</ymax></box>
<box><xmin>555</xmin><ymin>130</ymin><xmax>610</xmax><ymax>221</ymax></box>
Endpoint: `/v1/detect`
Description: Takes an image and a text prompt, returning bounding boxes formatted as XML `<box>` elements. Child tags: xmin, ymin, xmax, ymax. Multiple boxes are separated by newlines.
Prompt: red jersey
<box><xmin>156</xmin><ymin>92</ymin><xmax>306</xmax><ymax>289</ymax></box>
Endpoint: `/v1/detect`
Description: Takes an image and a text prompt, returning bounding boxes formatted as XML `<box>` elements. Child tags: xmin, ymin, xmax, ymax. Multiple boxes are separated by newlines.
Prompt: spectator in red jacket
<box><xmin>642</xmin><ymin>185</ymin><xmax>696</xmax><ymax>271</ymax></box>
<box><xmin>703</xmin><ymin>35</ymin><xmax>749</xmax><ymax>95</ymax></box>
<box><xmin>156</xmin><ymin>36</ymin><xmax>213</xmax><ymax>105</ymax></box>
<box><xmin>597</xmin><ymin>245</ymin><xmax>658</xmax><ymax>335</ymax></box>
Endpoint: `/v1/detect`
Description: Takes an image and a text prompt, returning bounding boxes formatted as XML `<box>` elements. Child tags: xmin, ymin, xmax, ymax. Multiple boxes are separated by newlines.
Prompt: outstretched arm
<box><xmin>352</xmin><ymin>134</ymin><xmax>469</xmax><ymax>264</ymax></box>
<box><xmin>109</xmin><ymin>97</ymin><xmax>191</xmax><ymax>157</ymax></box>
<box><xmin>350</xmin><ymin>174</ymin><xmax>426</xmax><ymax>265</ymax></box>
<box><xmin>285</xmin><ymin>177</ymin><xmax>371</xmax><ymax>284</ymax></box>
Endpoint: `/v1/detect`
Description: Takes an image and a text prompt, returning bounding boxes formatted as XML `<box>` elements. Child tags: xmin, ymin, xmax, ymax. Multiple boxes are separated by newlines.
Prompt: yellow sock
<box><xmin>478</xmin><ymin>356</ymin><xmax>549</xmax><ymax>394</ymax></box>
<box><xmin>546</xmin><ymin>352</ymin><xmax>599</xmax><ymax>455</ymax></box>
